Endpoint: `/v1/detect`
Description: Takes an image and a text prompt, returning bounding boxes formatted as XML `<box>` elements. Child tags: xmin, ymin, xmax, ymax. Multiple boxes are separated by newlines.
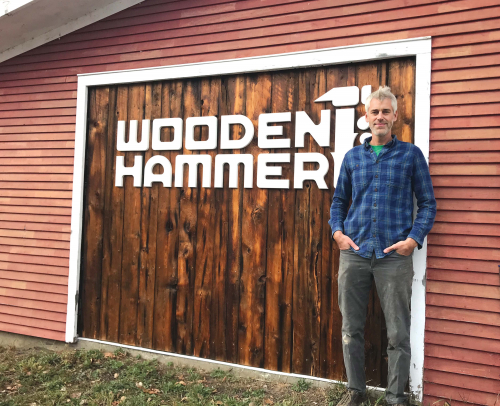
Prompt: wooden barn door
<box><xmin>78</xmin><ymin>57</ymin><xmax>416</xmax><ymax>386</ymax></box>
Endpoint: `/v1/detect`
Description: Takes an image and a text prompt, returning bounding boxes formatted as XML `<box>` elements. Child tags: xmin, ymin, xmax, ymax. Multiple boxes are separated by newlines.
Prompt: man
<box><xmin>329</xmin><ymin>86</ymin><xmax>436</xmax><ymax>406</ymax></box>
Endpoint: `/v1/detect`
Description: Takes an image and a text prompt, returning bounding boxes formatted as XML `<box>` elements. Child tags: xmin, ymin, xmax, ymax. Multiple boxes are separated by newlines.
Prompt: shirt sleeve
<box><xmin>408</xmin><ymin>147</ymin><xmax>437</xmax><ymax>249</ymax></box>
<box><xmin>329</xmin><ymin>156</ymin><xmax>352</xmax><ymax>236</ymax></box>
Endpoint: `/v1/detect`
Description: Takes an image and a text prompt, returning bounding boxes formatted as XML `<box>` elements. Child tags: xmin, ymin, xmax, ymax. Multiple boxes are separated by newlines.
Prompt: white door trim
<box><xmin>67</xmin><ymin>36</ymin><xmax>432</xmax><ymax>400</ymax></box>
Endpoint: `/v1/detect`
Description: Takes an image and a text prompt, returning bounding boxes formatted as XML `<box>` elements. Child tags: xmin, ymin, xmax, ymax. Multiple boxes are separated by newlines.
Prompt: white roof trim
<box><xmin>0</xmin><ymin>0</ymin><xmax>144</xmax><ymax>64</ymax></box>
<box><xmin>1</xmin><ymin>0</ymin><xmax>34</xmax><ymax>17</ymax></box>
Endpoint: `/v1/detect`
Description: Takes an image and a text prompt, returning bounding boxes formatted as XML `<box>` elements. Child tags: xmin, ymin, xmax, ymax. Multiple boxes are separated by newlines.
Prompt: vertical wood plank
<box><xmin>136</xmin><ymin>82</ymin><xmax>162</xmax><ymax>349</ymax></box>
<box><xmin>210</xmin><ymin>76</ymin><xmax>230</xmax><ymax>361</ymax></box>
<box><xmin>280</xmin><ymin>70</ymin><xmax>298</xmax><ymax>373</ymax></box>
<box><xmin>308</xmin><ymin>67</ymin><xmax>326</xmax><ymax>377</ymax></box>
<box><xmin>153</xmin><ymin>80</ymin><xmax>182</xmax><ymax>352</ymax></box>
<box><xmin>80</xmin><ymin>86</ymin><xmax>109</xmax><ymax>339</ymax></box>
<box><xmin>222</xmin><ymin>75</ymin><xmax>246</xmax><ymax>363</ymax></box>
<box><xmin>264</xmin><ymin>70</ymin><xmax>296</xmax><ymax>372</ymax></box>
<box><xmin>118</xmin><ymin>84</ymin><xmax>145</xmax><ymax>345</ymax></box>
<box><xmin>388</xmin><ymin>59</ymin><xmax>416</xmax><ymax>144</ymax></box>
<box><xmin>100</xmin><ymin>85</ymin><xmax>128</xmax><ymax>343</ymax></box>
<box><xmin>239</xmin><ymin>73</ymin><xmax>270</xmax><ymax>367</ymax></box>
<box><xmin>321</xmin><ymin>65</ymin><xmax>348</xmax><ymax>380</ymax></box>
<box><xmin>193</xmin><ymin>77</ymin><xmax>220</xmax><ymax>358</ymax></box>
<box><xmin>176</xmin><ymin>79</ymin><xmax>200</xmax><ymax>356</ymax></box>
<box><xmin>98</xmin><ymin>85</ymin><xmax>118</xmax><ymax>341</ymax></box>
<box><xmin>293</xmin><ymin>67</ymin><xmax>326</xmax><ymax>375</ymax></box>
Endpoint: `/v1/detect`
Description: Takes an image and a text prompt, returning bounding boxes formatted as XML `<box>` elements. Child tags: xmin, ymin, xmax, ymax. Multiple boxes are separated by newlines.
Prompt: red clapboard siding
<box><xmin>427</xmin><ymin>280</ymin><xmax>500</xmax><ymax>299</ymax></box>
<box><xmin>427</xmin><ymin>234</ymin><xmax>500</xmax><ymax>248</ymax></box>
<box><xmin>426</xmin><ymin>293</ymin><xmax>500</xmax><ymax>312</ymax></box>
<box><xmin>0</xmin><ymin>321</ymin><xmax>65</xmax><ymax>340</ymax></box>
<box><xmin>0</xmin><ymin>295</ymin><xmax>67</xmax><ymax>313</ymax></box>
<box><xmin>425</xmin><ymin>331</ymin><xmax>500</xmax><ymax>354</ymax></box>
<box><xmin>425</xmin><ymin>343</ymin><xmax>500</xmax><ymax>367</ymax></box>
<box><xmin>0</xmin><ymin>0</ymin><xmax>498</xmax><ymax>401</ymax></box>
<box><xmin>425</xmin><ymin>356</ymin><xmax>500</xmax><ymax>381</ymax></box>
<box><xmin>427</xmin><ymin>269</ymin><xmax>500</xmax><ymax>286</ymax></box>
<box><xmin>427</xmin><ymin>256</ymin><xmax>500</xmax><ymax>273</ymax></box>
<box><xmin>426</xmin><ymin>319</ymin><xmax>500</xmax><ymax>341</ymax></box>
<box><xmin>0</xmin><ymin>270</ymin><xmax>68</xmax><ymax>285</ymax></box>
<box><xmin>426</xmin><ymin>306</ymin><xmax>500</xmax><ymax>327</ymax></box>
<box><xmin>0</xmin><ymin>304</ymin><xmax>66</xmax><ymax>323</ymax></box>
<box><xmin>430</xmin><ymin>128</ymin><xmax>500</xmax><ymax>140</ymax></box>
<box><xmin>424</xmin><ymin>370</ymin><xmax>500</xmax><ymax>394</ymax></box>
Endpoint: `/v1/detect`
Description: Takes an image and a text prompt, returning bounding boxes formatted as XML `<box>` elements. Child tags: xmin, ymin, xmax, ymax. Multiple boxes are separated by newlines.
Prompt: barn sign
<box><xmin>114</xmin><ymin>85</ymin><xmax>373</xmax><ymax>190</ymax></box>
<box><xmin>78</xmin><ymin>56</ymin><xmax>418</xmax><ymax>388</ymax></box>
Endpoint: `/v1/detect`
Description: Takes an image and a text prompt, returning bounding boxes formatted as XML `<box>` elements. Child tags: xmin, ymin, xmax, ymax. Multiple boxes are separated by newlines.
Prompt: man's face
<box><xmin>365</xmin><ymin>98</ymin><xmax>398</xmax><ymax>137</ymax></box>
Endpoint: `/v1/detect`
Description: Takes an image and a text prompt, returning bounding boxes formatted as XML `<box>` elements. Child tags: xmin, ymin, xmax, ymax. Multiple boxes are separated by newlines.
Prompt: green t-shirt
<box><xmin>371</xmin><ymin>145</ymin><xmax>384</xmax><ymax>156</ymax></box>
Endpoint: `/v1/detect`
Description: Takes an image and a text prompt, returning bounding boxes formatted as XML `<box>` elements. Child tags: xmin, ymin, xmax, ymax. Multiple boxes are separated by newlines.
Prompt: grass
<box><xmin>0</xmin><ymin>346</ymin><xmax>388</xmax><ymax>406</ymax></box>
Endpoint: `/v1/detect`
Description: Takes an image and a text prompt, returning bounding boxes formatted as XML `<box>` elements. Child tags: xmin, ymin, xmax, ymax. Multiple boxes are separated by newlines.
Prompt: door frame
<box><xmin>68</xmin><ymin>36</ymin><xmax>432</xmax><ymax>399</ymax></box>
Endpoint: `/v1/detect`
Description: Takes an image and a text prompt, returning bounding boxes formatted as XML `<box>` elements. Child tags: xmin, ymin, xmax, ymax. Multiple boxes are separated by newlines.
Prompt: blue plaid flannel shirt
<box><xmin>329</xmin><ymin>135</ymin><xmax>436</xmax><ymax>259</ymax></box>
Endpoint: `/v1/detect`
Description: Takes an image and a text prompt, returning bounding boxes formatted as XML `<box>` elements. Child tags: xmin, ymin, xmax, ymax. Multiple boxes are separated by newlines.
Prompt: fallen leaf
<box><xmin>176</xmin><ymin>381</ymin><xmax>186</xmax><ymax>386</ymax></box>
<box><xmin>70</xmin><ymin>392</ymin><xmax>82</xmax><ymax>399</ymax></box>
<box><xmin>136</xmin><ymin>382</ymin><xmax>143</xmax><ymax>388</ymax></box>
<box><xmin>216</xmin><ymin>401</ymin><xmax>223</xmax><ymax>405</ymax></box>
<box><xmin>181</xmin><ymin>397</ymin><xmax>188</xmax><ymax>402</ymax></box>
<box><xmin>66</xmin><ymin>400</ymin><xmax>71</xmax><ymax>403</ymax></box>
<box><xmin>80</xmin><ymin>400</ymin><xmax>87</xmax><ymax>405</ymax></box>
<box><xmin>104</xmin><ymin>352</ymin><xmax>115</xmax><ymax>358</ymax></box>
<box><xmin>120</xmin><ymin>396</ymin><xmax>126</xmax><ymax>402</ymax></box>
<box><xmin>264</xmin><ymin>399</ymin><xmax>274</xmax><ymax>405</ymax></box>
<box><xmin>114</xmin><ymin>373</ymin><xmax>119</xmax><ymax>379</ymax></box>
<box><xmin>60</xmin><ymin>386</ymin><xmax>67</xmax><ymax>392</ymax></box>
<box><xmin>146</xmin><ymin>388</ymin><xmax>160</xmax><ymax>394</ymax></box>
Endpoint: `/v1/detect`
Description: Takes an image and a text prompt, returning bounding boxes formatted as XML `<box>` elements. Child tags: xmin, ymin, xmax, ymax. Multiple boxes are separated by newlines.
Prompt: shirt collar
<box><xmin>363</xmin><ymin>134</ymin><xmax>398</xmax><ymax>150</ymax></box>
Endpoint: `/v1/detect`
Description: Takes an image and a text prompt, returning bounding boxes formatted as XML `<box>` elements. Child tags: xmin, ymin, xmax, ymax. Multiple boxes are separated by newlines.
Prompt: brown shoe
<box><xmin>337</xmin><ymin>390</ymin><xmax>368</xmax><ymax>406</ymax></box>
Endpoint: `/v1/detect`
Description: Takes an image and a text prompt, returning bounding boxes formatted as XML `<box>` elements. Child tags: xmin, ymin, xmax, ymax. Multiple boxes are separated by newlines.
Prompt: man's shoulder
<box><xmin>396</xmin><ymin>139</ymin><xmax>425</xmax><ymax>157</ymax></box>
<box><xmin>345</xmin><ymin>144</ymin><xmax>365</xmax><ymax>158</ymax></box>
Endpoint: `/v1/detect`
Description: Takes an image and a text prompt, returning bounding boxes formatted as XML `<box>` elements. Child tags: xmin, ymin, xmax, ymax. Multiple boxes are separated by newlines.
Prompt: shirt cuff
<box><xmin>331</xmin><ymin>225</ymin><xmax>344</xmax><ymax>239</ymax></box>
<box><xmin>407</xmin><ymin>232</ymin><xmax>423</xmax><ymax>250</ymax></box>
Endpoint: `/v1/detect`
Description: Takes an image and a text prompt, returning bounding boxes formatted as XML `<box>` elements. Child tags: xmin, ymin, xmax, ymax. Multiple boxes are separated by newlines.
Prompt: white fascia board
<box><xmin>1</xmin><ymin>0</ymin><xmax>34</xmax><ymax>16</ymax></box>
<box><xmin>69</xmin><ymin>37</ymin><xmax>432</xmax><ymax>401</ymax></box>
<box><xmin>0</xmin><ymin>0</ymin><xmax>144</xmax><ymax>64</ymax></box>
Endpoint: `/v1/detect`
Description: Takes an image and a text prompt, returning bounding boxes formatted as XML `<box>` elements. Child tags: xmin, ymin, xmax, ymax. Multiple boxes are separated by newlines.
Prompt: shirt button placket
<box><xmin>373</xmin><ymin>160</ymin><xmax>380</xmax><ymax>255</ymax></box>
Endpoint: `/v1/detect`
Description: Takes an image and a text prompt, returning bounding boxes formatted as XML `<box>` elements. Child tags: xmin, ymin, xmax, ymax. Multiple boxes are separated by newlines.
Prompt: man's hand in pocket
<box><xmin>383</xmin><ymin>238</ymin><xmax>418</xmax><ymax>256</ymax></box>
<box><xmin>333</xmin><ymin>231</ymin><xmax>359</xmax><ymax>251</ymax></box>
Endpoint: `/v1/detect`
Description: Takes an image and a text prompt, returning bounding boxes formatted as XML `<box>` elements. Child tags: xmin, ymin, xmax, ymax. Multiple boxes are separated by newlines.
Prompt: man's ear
<box><xmin>393</xmin><ymin>110</ymin><xmax>398</xmax><ymax>121</ymax></box>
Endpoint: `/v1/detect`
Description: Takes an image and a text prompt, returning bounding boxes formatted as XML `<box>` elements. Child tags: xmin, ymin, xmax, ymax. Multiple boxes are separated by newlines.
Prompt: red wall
<box><xmin>0</xmin><ymin>0</ymin><xmax>499</xmax><ymax>403</ymax></box>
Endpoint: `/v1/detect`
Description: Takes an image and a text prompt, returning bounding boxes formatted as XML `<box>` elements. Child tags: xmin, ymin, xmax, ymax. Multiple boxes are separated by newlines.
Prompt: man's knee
<box><xmin>387</xmin><ymin>329</ymin><xmax>410</xmax><ymax>351</ymax></box>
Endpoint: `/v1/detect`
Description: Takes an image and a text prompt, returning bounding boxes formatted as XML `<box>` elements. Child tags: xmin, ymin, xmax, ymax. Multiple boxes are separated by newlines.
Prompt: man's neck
<box><xmin>370</xmin><ymin>133</ymin><xmax>392</xmax><ymax>146</ymax></box>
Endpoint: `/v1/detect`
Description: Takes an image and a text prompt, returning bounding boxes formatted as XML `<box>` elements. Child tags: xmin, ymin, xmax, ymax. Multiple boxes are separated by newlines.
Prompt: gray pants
<box><xmin>338</xmin><ymin>249</ymin><xmax>413</xmax><ymax>404</ymax></box>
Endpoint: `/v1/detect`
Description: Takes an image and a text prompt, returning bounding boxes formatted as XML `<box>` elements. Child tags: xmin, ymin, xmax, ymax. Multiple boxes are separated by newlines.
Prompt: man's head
<box><xmin>364</xmin><ymin>86</ymin><xmax>398</xmax><ymax>140</ymax></box>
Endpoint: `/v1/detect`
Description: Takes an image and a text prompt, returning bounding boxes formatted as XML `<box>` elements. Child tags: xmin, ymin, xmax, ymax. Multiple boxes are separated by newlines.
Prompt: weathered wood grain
<box><xmin>176</xmin><ymin>80</ymin><xmax>200</xmax><ymax>356</ymax></box>
<box><xmin>118</xmin><ymin>84</ymin><xmax>145</xmax><ymax>346</ymax></box>
<box><xmin>238</xmin><ymin>73</ymin><xmax>270</xmax><ymax>367</ymax></box>
<box><xmin>192</xmin><ymin>77</ymin><xmax>220</xmax><ymax>358</ymax></box>
<box><xmin>79</xmin><ymin>59</ymin><xmax>418</xmax><ymax>385</ymax></box>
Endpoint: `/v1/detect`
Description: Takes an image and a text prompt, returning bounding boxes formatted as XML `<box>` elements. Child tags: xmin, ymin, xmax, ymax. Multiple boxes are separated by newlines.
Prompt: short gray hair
<box><xmin>364</xmin><ymin>86</ymin><xmax>397</xmax><ymax>113</ymax></box>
